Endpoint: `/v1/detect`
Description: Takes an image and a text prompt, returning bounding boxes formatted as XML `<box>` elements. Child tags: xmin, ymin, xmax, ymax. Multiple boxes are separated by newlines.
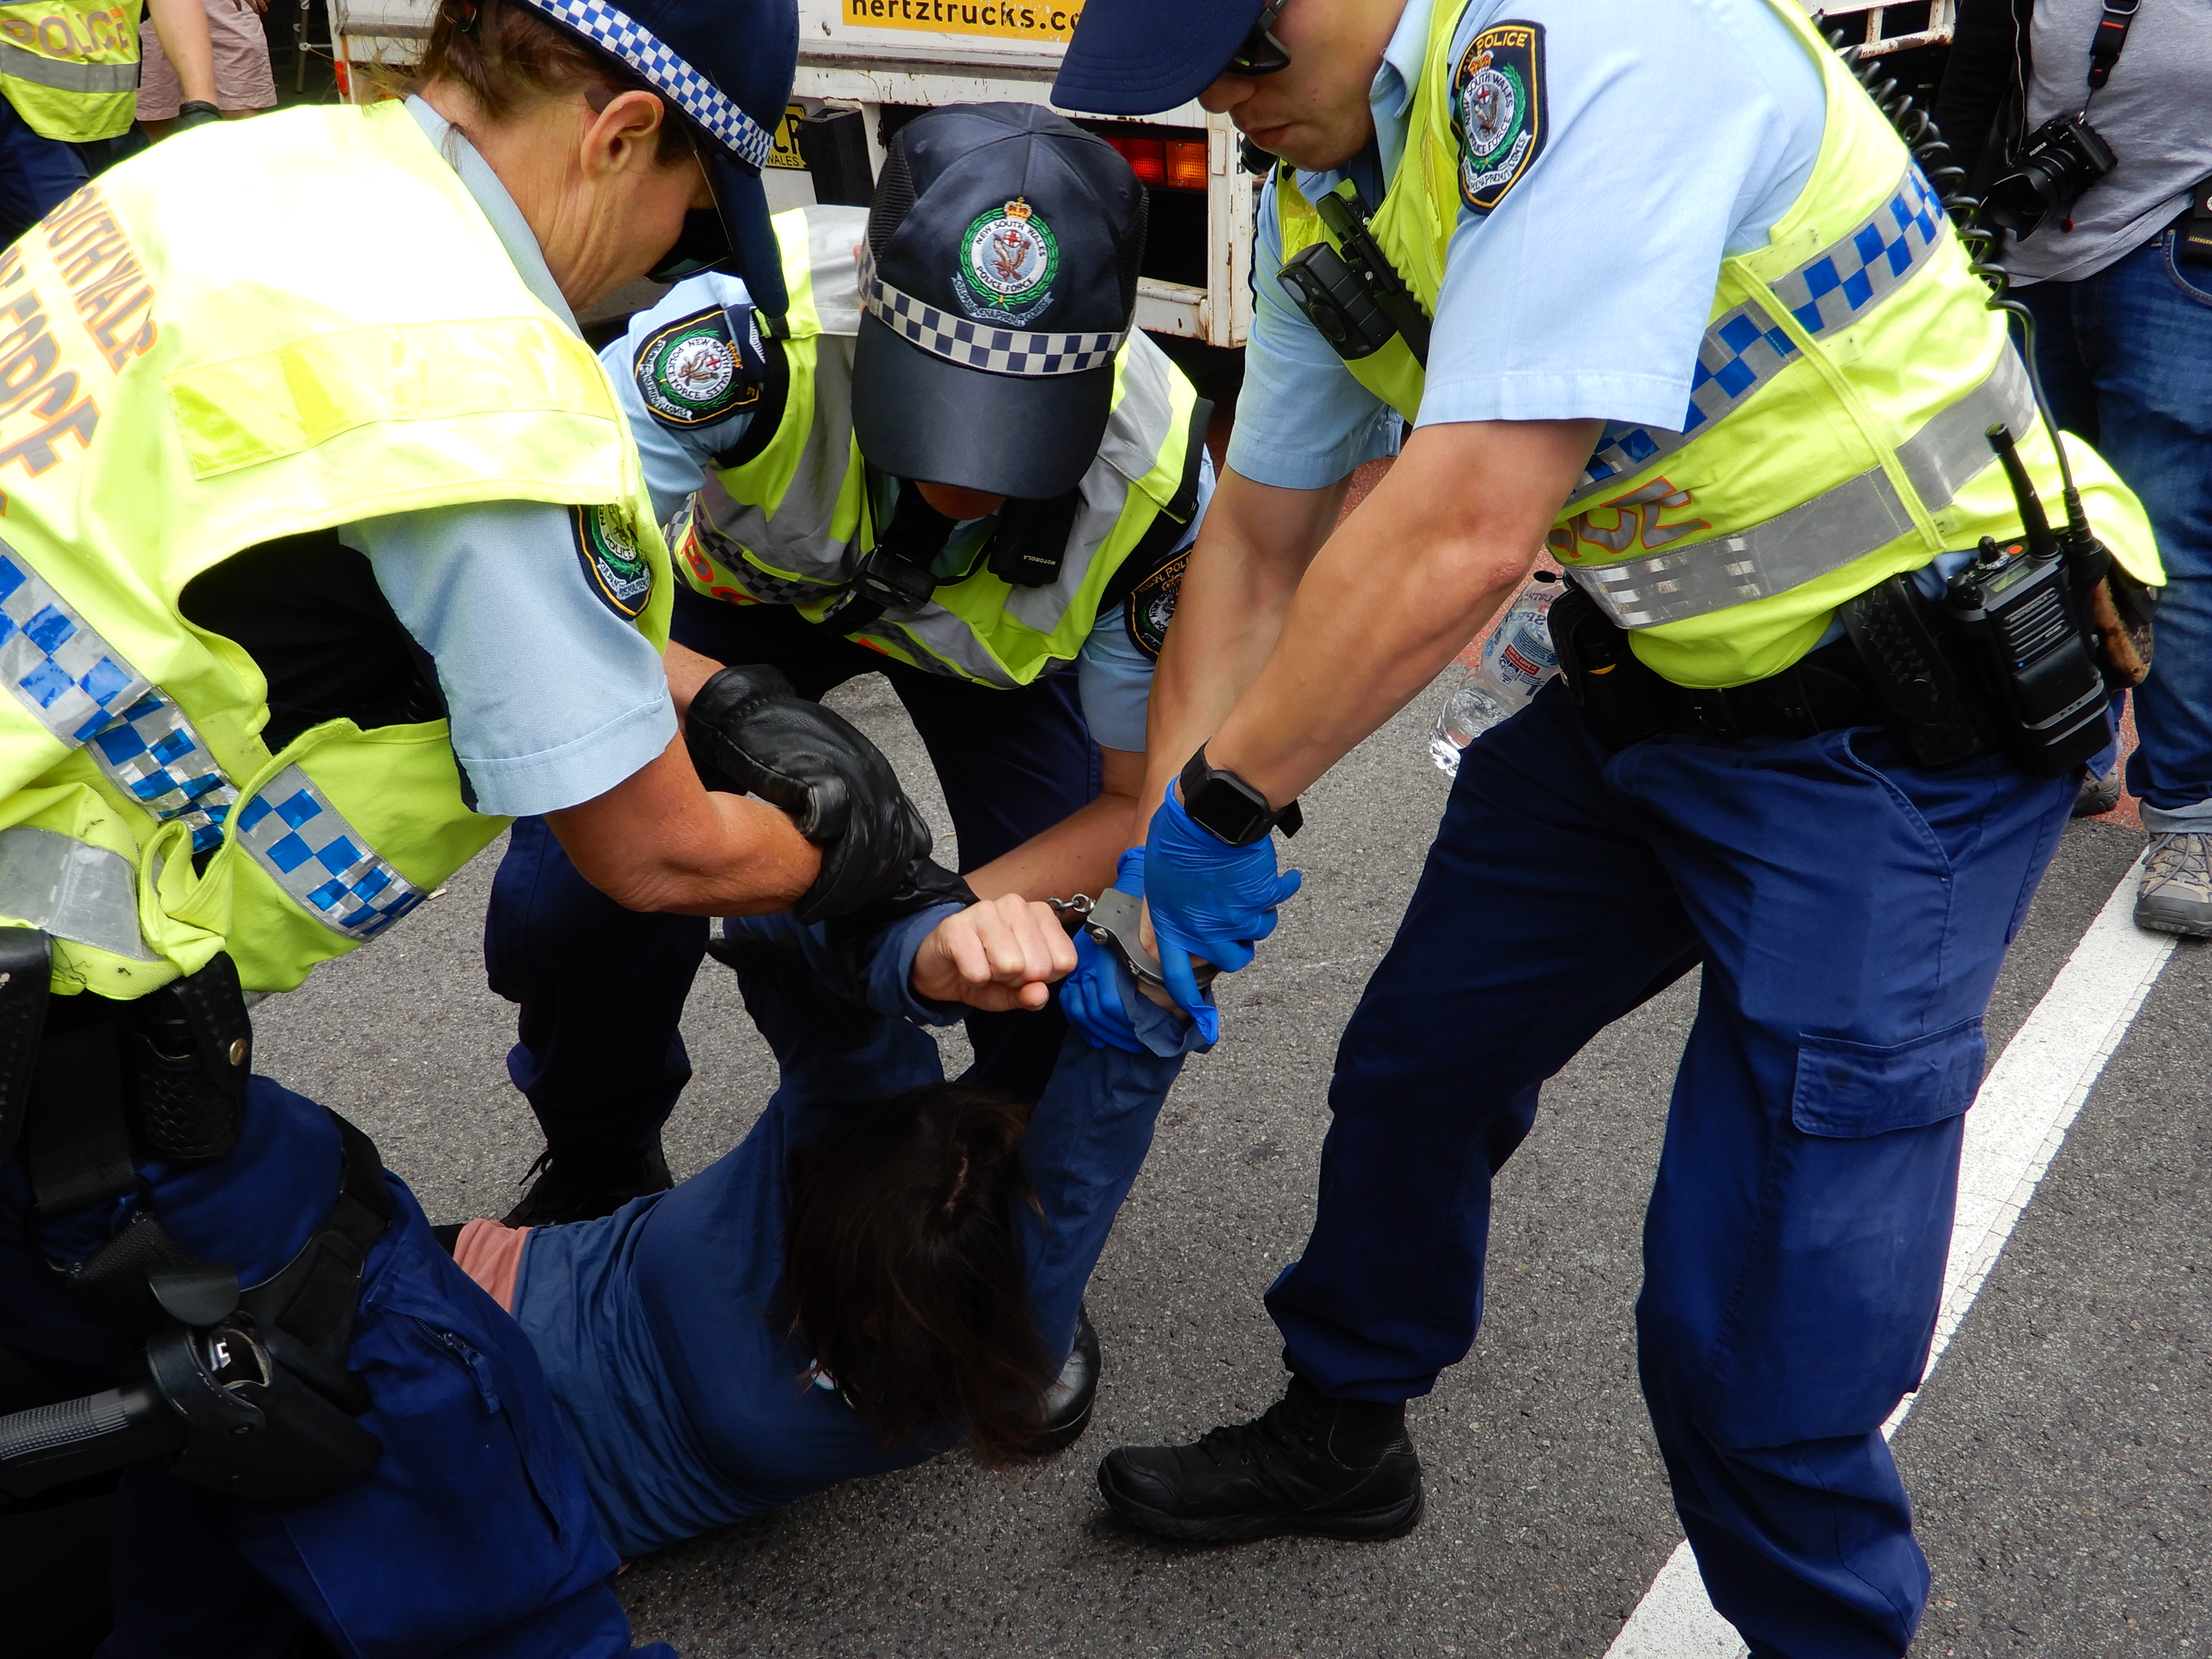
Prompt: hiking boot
<box><xmin>1097</xmin><ymin>1375</ymin><xmax>1423</xmax><ymax>1543</ymax></box>
<box><xmin>1016</xmin><ymin>1304</ymin><xmax>1101</xmax><ymax>1458</ymax></box>
<box><xmin>2073</xmin><ymin>763</ymin><xmax>2122</xmax><ymax>818</ymax></box>
<box><xmin>2136</xmin><ymin>832</ymin><xmax>2212</xmax><ymax>937</ymax></box>
<box><xmin>503</xmin><ymin>1139</ymin><xmax>673</xmax><ymax>1227</ymax></box>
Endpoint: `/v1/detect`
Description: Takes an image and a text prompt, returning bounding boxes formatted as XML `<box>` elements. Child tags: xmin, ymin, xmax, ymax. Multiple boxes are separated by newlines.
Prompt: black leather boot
<box><xmin>502</xmin><ymin>1139</ymin><xmax>673</xmax><ymax>1227</ymax></box>
<box><xmin>1097</xmin><ymin>1374</ymin><xmax>1423</xmax><ymax>1543</ymax></box>
<box><xmin>1016</xmin><ymin>1304</ymin><xmax>1101</xmax><ymax>1457</ymax></box>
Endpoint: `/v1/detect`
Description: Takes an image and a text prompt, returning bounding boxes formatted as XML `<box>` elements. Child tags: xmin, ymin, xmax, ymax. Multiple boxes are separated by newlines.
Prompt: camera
<box><xmin>1278</xmin><ymin>242</ymin><xmax>1398</xmax><ymax>360</ymax></box>
<box><xmin>1982</xmin><ymin>110</ymin><xmax>2117</xmax><ymax>241</ymax></box>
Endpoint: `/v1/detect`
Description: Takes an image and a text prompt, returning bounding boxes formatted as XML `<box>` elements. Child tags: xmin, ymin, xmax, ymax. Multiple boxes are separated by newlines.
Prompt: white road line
<box><xmin>1603</xmin><ymin>856</ymin><xmax>2177</xmax><ymax>1659</ymax></box>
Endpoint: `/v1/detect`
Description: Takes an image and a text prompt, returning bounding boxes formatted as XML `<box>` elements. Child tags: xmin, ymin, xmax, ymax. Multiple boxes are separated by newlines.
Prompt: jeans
<box><xmin>483</xmin><ymin>586</ymin><xmax>1100</xmax><ymax>1152</ymax></box>
<box><xmin>2018</xmin><ymin>230</ymin><xmax>2212</xmax><ymax>829</ymax></box>
<box><xmin>1265</xmin><ymin>680</ymin><xmax>2075</xmax><ymax>1658</ymax></box>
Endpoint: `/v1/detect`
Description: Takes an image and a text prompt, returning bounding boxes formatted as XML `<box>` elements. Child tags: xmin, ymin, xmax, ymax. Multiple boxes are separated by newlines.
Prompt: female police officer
<box><xmin>0</xmin><ymin>0</ymin><xmax>1027</xmax><ymax>1649</ymax></box>
<box><xmin>488</xmin><ymin>103</ymin><xmax>1215</xmax><ymax>1225</ymax></box>
<box><xmin>1056</xmin><ymin>1</ymin><xmax>2158</xmax><ymax>1654</ymax></box>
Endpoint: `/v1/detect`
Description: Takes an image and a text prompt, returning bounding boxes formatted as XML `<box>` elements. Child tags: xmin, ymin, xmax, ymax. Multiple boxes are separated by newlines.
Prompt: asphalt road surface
<box><xmin>254</xmin><ymin>674</ymin><xmax>2208</xmax><ymax>1659</ymax></box>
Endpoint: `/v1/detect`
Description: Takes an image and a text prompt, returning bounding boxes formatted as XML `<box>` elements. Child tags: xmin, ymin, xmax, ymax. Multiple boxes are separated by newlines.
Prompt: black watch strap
<box><xmin>1178</xmin><ymin>746</ymin><xmax>1303</xmax><ymax>847</ymax></box>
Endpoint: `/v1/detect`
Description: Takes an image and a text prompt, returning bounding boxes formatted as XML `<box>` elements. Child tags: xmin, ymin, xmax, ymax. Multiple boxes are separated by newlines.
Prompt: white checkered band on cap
<box><xmin>521</xmin><ymin>0</ymin><xmax>774</xmax><ymax>171</ymax></box>
<box><xmin>861</xmin><ymin>257</ymin><xmax>1125</xmax><ymax>378</ymax></box>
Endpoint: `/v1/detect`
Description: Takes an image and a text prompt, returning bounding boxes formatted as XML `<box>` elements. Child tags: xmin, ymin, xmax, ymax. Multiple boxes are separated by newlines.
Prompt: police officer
<box><xmin>490</xmin><ymin>101</ymin><xmax>1214</xmax><ymax>1225</ymax></box>
<box><xmin>0</xmin><ymin>0</ymin><xmax>1032</xmax><ymax>1648</ymax></box>
<box><xmin>1053</xmin><ymin>1</ymin><xmax>2160</xmax><ymax>1653</ymax></box>
<box><xmin>0</xmin><ymin>0</ymin><xmax>216</xmax><ymax>242</ymax></box>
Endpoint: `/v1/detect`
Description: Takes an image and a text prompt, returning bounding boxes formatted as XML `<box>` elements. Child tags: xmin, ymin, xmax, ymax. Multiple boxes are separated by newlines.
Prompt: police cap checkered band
<box><xmin>518</xmin><ymin>0</ymin><xmax>774</xmax><ymax>170</ymax></box>
<box><xmin>861</xmin><ymin>255</ymin><xmax>1125</xmax><ymax>378</ymax></box>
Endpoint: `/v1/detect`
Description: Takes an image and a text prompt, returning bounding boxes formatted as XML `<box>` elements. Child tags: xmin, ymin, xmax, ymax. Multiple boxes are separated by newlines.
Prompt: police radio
<box><xmin>1943</xmin><ymin>425</ymin><xmax>2110</xmax><ymax>778</ymax></box>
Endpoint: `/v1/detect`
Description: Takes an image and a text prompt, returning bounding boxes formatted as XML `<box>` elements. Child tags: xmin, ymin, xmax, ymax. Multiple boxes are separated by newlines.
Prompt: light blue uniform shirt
<box><xmin>1228</xmin><ymin>0</ymin><xmax>1827</xmax><ymax>490</ymax></box>
<box><xmin>611</xmin><ymin>276</ymin><xmax>1206</xmax><ymax>754</ymax></box>
<box><xmin>338</xmin><ymin>99</ymin><xmax>676</xmax><ymax>819</ymax></box>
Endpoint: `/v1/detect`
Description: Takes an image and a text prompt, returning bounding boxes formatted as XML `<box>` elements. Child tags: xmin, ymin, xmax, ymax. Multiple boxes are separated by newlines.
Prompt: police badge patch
<box><xmin>954</xmin><ymin>198</ymin><xmax>1061</xmax><ymax>326</ymax></box>
<box><xmin>633</xmin><ymin>303</ymin><xmax>765</xmax><ymax>431</ymax></box>
<box><xmin>573</xmin><ymin>505</ymin><xmax>654</xmax><ymax>620</ymax></box>
<box><xmin>1454</xmin><ymin>22</ymin><xmax>1547</xmax><ymax>216</ymax></box>
<box><xmin>1124</xmin><ymin>551</ymin><xmax>1187</xmax><ymax>661</ymax></box>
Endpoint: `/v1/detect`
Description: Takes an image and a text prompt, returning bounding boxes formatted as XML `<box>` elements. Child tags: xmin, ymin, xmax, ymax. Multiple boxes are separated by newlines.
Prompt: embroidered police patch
<box><xmin>955</xmin><ymin>197</ymin><xmax>1060</xmax><ymax>326</ymax></box>
<box><xmin>1454</xmin><ymin>21</ymin><xmax>1547</xmax><ymax>215</ymax></box>
<box><xmin>573</xmin><ymin>505</ymin><xmax>653</xmax><ymax>619</ymax></box>
<box><xmin>633</xmin><ymin>304</ymin><xmax>763</xmax><ymax>431</ymax></box>
<box><xmin>1124</xmin><ymin>550</ymin><xmax>1187</xmax><ymax>661</ymax></box>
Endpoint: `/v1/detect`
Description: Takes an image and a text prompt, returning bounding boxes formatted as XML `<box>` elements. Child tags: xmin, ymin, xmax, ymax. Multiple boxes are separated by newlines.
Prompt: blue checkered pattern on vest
<box><xmin>524</xmin><ymin>0</ymin><xmax>774</xmax><ymax>171</ymax></box>
<box><xmin>1771</xmin><ymin>162</ymin><xmax>1946</xmax><ymax>338</ymax></box>
<box><xmin>0</xmin><ymin>548</ymin><xmax>152</xmax><ymax>748</ymax></box>
<box><xmin>235</xmin><ymin>765</ymin><xmax>426</xmax><ymax>940</ymax></box>
<box><xmin>89</xmin><ymin>693</ymin><xmax>239</xmax><ymax>854</ymax></box>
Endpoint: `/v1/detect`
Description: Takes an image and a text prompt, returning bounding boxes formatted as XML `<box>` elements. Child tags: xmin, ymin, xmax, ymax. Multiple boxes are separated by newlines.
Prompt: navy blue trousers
<box><xmin>0</xmin><ymin>1076</ymin><xmax>662</xmax><ymax>1658</ymax></box>
<box><xmin>486</xmin><ymin>588</ymin><xmax>1099</xmax><ymax>1151</ymax></box>
<box><xmin>1265</xmin><ymin>680</ymin><xmax>2078</xmax><ymax>1659</ymax></box>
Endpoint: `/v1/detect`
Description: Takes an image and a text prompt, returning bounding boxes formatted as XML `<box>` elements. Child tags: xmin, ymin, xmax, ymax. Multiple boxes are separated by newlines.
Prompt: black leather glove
<box><xmin>822</xmin><ymin>856</ymin><xmax>980</xmax><ymax>993</ymax></box>
<box><xmin>174</xmin><ymin>101</ymin><xmax>222</xmax><ymax>131</ymax></box>
<box><xmin>686</xmin><ymin>664</ymin><xmax>932</xmax><ymax>925</ymax></box>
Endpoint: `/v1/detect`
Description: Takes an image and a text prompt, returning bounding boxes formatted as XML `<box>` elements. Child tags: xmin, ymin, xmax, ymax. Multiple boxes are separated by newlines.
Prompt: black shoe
<box><xmin>502</xmin><ymin>1139</ymin><xmax>673</xmax><ymax>1227</ymax></box>
<box><xmin>1016</xmin><ymin>1304</ymin><xmax>1101</xmax><ymax>1457</ymax></box>
<box><xmin>1098</xmin><ymin>1375</ymin><xmax>1423</xmax><ymax>1543</ymax></box>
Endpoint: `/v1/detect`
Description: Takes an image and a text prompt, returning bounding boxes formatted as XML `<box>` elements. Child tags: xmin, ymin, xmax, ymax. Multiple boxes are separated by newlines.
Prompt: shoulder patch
<box><xmin>632</xmin><ymin>303</ymin><xmax>765</xmax><ymax>431</ymax></box>
<box><xmin>573</xmin><ymin>505</ymin><xmax>654</xmax><ymax>620</ymax></box>
<box><xmin>1453</xmin><ymin>21</ymin><xmax>1548</xmax><ymax>216</ymax></box>
<box><xmin>1124</xmin><ymin>550</ymin><xmax>1188</xmax><ymax>661</ymax></box>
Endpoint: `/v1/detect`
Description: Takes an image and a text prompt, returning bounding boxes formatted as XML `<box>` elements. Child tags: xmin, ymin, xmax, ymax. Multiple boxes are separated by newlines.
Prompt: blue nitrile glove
<box><xmin>1060</xmin><ymin>848</ymin><xmax>1149</xmax><ymax>1054</ymax></box>
<box><xmin>1143</xmin><ymin>785</ymin><xmax>1302</xmax><ymax>1040</ymax></box>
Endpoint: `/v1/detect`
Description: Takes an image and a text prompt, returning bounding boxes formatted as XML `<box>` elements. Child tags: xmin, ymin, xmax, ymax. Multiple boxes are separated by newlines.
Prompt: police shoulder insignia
<box><xmin>573</xmin><ymin>505</ymin><xmax>653</xmax><ymax>620</ymax></box>
<box><xmin>633</xmin><ymin>303</ymin><xmax>763</xmax><ymax>431</ymax></box>
<box><xmin>1453</xmin><ymin>20</ymin><xmax>1548</xmax><ymax>216</ymax></box>
<box><xmin>1124</xmin><ymin>551</ymin><xmax>1187</xmax><ymax>661</ymax></box>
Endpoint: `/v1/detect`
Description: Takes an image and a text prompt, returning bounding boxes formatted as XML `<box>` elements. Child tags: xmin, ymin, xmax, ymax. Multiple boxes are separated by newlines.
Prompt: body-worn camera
<box><xmin>1278</xmin><ymin>241</ymin><xmax>1398</xmax><ymax>360</ymax></box>
<box><xmin>1983</xmin><ymin>109</ymin><xmax>2117</xmax><ymax>241</ymax></box>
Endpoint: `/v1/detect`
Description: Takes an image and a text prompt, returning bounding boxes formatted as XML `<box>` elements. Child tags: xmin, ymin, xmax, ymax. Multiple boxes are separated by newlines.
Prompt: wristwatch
<box><xmin>1178</xmin><ymin>746</ymin><xmax>1303</xmax><ymax>847</ymax></box>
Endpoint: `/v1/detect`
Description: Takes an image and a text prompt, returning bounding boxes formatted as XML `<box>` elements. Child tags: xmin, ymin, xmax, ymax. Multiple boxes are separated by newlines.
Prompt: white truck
<box><xmin>326</xmin><ymin>0</ymin><xmax>1955</xmax><ymax>352</ymax></box>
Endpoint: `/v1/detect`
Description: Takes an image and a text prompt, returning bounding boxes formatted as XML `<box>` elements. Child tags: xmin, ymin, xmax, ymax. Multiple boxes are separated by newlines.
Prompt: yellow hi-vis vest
<box><xmin>0</xmin><ymin>102</ymin><xmax>669</xmax><ymax>998</ymax></box>
<box><xmin>1276</xmin><ymin>0</ymin><xmax>2159</xmax><ymax>689</ymax></box>
<box><xmin>0</xmin><ymin>0</ymin><xmax>139</xmax><ymax>143</ymax></box>
<box><xmin>670</xmin><ymin>205</ymin><xmax>1207</xmax><ymax>691</ymax></box>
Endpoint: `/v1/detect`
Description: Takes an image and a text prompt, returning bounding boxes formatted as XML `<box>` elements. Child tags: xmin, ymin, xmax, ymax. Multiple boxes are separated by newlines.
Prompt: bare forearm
<box><xmin>966</xmin><ymin>745</ymin><xmax>1144</xmax><ymax>901</ymax></box>
<box><xmin>1207</xmin><ymin>419</ymin><xmax>1600</xmax><ymax>808</ymax></box>
<box><xmin>1138</xmin><ymin>470</ymin><xmax>1347</xmax><ymax>813</ymax></box>
<box><xmin>663</xmin><ymin>639</ymin><xmax>720</xmax><ymax>721</ymax></box>
<box><xmin>547</xmin><ymin>736</ymin><xmax>821</xmax><ymax>915</ymax></box>
<box><xmin>145</xmin><ymin>0</ymin><xmax>215</xmax><ymax>106</ymax></box>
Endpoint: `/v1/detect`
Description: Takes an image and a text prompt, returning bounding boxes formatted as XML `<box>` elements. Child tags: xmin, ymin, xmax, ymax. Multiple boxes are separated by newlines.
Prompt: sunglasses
<box><xmin>1225</xmin><ymin>0</ymin><xmax>1294</xmax><ymax>76</ymax></box>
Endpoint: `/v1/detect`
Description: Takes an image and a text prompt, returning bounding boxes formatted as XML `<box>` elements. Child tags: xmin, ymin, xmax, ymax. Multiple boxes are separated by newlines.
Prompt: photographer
<box><xmin>1938</xmin><ymin>0</ymin><xmax>2212</xmax><ymax>934</ymax></box>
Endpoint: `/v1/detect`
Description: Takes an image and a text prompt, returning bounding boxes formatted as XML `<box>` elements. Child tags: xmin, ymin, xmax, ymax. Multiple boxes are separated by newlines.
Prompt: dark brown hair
<box><xmin>407</xmin><ymin>0</ymin><xmax>693</xmax><ymax>165</ymax></box>
<box><xmin>783</xmin><ymin>1083</ymin><xmax>1052</xmax><ymax>1461</ymax></box>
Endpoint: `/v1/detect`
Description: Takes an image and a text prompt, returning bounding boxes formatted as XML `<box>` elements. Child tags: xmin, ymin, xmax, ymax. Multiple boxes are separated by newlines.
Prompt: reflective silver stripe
<box><xmin>1576</xmin><ymin>352</ymin><xmax>2037</xmax><ymax>630</ymax></box>
<box><xmin>0</xmin><ymin>38</ymin><xmax>139</xmax><ymax>95</ymax></box>
<box><xmin>1569</xmin><ymin>299</ymin><xmax>1801</xmax><ymax>508</ymax></box>
<box><xmin>0</xmin><ymin>544</ymin><xmax>153</xmax><ymax>748</ymax></box>
<box><xmin>1770</xmin><ymin>162</ymin><xmax>1949</xmax><ymax>337</ymax></box>
<box><xmin>0</xmin><ymin>826</ymin><xmax>152</xmax><ymax>960</ymax></box>
<box><xmin>1895</xmin><ymin>345</ymin><xmax>2037</xmax><ymax>511</ymax></box>
<box><xmin>85</xmin><ymin>691</ymin><xmax>238</xmax><ymax>856</ymax></box>
<box><xmin>1569</xmin><ymin>163</ymin><xmax>1948</xmax><ymax>509</ymax></box>
<box><xmin>234</xmin><ymin>765</ymin><xmax>427</xmax><ymax>942</ymax></box>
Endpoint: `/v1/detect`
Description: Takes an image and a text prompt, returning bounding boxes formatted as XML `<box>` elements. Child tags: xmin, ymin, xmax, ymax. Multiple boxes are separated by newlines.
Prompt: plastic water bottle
<box><xmin>1428</xmin><ymin>572</ymin><xmax>1562</xmax><ymax>777</ymax></box>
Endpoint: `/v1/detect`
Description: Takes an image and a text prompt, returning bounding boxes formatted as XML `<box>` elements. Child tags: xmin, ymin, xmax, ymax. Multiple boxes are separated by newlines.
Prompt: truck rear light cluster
<box><xmin>1103</xmin><ymin>135</ymin><xmax>1209</xmax><ymax>192</ymax></box>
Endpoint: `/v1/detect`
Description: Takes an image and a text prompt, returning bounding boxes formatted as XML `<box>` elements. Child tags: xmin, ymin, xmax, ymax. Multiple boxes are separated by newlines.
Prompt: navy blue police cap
<box><xmin>511</xmin><ymin>0</ymin><xmax>798</xmax><ymax>314</ymax></box>
<box><xmin>1051</xmin><ymin>0</ymin><xmax>1265</xmax><ymax>116</ymax></box>
<box><xmin>852</xmin><ymin>102</ymin><xmax>1147</xmax><ymax>501</ymax></box>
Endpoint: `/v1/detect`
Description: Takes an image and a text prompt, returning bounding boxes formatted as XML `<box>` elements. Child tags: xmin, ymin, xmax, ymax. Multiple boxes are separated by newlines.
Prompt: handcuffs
<box><xmin>1048</xmin><ymin>889</ymin><xmax>1220</xmax><ymax>996</ymax></box>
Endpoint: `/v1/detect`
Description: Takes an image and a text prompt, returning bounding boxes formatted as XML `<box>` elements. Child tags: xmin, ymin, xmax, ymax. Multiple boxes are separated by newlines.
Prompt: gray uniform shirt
<box><xmin>2010</xmin><ymin>0</ymin><xmax>2212</xmax><ymax>283</ymax></box>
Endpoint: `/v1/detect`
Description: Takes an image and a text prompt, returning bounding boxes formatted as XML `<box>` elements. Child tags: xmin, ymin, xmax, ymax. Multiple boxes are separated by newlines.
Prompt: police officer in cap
<box><xmin>1052</xmin><ymin>0</ymin><xmax>2160</xmax><ymax>1652</ymax></box>
<box><xmin>0</xmin><ymin>0</ymin><xmax>1058</xmax><ymax>1647</ymax></box>
<box><xmin>489</xmin><ymin>100</ymin><xmax>1214</xmax><ymax>1224</ymax></box>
